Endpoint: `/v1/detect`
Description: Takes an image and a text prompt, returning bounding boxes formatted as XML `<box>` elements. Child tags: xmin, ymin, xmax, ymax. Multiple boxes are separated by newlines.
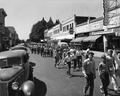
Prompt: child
<box><xmin>98</xmin><ymin>55</ymin><xmax>110</xmax><ymax>96</ymax></box>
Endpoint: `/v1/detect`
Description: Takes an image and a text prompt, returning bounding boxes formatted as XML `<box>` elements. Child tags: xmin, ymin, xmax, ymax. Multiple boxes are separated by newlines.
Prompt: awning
<box><xmin>71</xmin><ymin>37</ymin><xmax>87</xmax><ymax>42</ymax></box>
<box><xmin>83</xmin><ymin>35</ymin><xmax>101</xmax><ymax>42</ymax></box>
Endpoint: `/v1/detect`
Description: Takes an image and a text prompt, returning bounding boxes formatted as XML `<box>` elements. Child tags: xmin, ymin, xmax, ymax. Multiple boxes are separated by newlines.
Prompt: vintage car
<box><xmin>0</xmin><ymin>50</ymin><xmax>34</xmax><ymax>96</ymax></box>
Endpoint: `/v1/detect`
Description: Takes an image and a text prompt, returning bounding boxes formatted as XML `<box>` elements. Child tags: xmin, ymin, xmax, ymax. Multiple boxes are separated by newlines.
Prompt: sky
<box><xmin>0</xmin><ymin>0</ymin><xmax>103</xmax><ymax>40</ymax></box>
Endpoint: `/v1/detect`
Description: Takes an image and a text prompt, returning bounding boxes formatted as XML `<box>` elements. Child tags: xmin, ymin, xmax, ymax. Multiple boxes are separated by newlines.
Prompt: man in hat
<box><xmin>83</xmin><ymin>51</ymin><xmax>96</xmax><ymax>96</ymax></box>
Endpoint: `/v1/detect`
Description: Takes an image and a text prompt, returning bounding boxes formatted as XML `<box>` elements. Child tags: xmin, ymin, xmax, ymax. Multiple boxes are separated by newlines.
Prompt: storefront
<box><xmin>83</xmin><ymin>35</ymin><xmax>103</xmax><ymax>51</ymax></box>
<box><xmin>106</xmin><ymin>27</ymin><xmax>120</xmax><ymax>50</ymax></box>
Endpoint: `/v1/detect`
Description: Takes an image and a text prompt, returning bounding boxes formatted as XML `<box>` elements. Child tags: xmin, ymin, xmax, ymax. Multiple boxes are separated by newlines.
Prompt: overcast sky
<box><xmin>0</xmin><ymin>0</ymin><xmax>103</xmax><ymax>40</ymax></box>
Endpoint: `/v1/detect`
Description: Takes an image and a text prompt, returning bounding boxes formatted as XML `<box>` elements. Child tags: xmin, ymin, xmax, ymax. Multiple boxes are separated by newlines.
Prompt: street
<box><xmin>1</xmin><ymin>0</ymin><xmax>120</xmax><ymax>96</ymax></box>
<box><xmin>29</xmin><ymin>53</ymin><xmax>120</xmax><ymax>96</ymax></box>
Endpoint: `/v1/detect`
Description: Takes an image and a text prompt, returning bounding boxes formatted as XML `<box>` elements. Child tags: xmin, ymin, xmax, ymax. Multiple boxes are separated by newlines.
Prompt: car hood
<box><xmin>0</xmin><ymin>66</ymin><xmax>23</xmax><ymax>81</ymax></box>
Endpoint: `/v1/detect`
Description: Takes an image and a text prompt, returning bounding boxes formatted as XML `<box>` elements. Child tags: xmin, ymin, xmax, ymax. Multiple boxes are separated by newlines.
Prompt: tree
<box><xmin>41</xmin><ymin>17</ymin><xmax>47</xmax><ymax>28</ymax></box>
<box><xmin>47</xmin><ymin>17</ymin><xmax>54</xmax><ymax>29</ymax></box>
<box><xmin>55</xmin><ymin>19</ymin><xmax>60</xmax><ymax>25</ymax></box>
<box><xmin>30</xmin><ymin>17</ymin><xmax>57</xmax><ymax>42</ymax></box>
<box><xmin>30</xmin><ymin>17</ymin><xmax>48</xmax><ymax>42</ymax></box>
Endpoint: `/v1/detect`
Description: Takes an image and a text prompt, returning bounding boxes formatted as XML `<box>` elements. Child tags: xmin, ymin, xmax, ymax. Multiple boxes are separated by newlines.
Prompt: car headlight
<box><xmin>12</xmin><ymin>82</ymin><xmax>19</xmax><ymax>90</ymax></box>
<box><xmin>21</xmin><ymin>80</ymin><xmax>34</xmax><ymax>96</ymax></box>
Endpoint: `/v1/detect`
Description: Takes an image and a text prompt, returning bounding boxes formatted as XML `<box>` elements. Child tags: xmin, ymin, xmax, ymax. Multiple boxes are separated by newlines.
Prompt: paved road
<box><xmin>29</xmin><ymin>53</ymin><xmax>120</xmax><ymax>96</ymax></box>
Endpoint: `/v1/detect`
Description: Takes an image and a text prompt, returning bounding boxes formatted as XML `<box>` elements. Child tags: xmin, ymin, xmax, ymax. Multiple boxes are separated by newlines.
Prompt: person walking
<box><xmin>82</xmin><ymin>52</ymin><xmax>96</xmax><ymax>96</ymax></box>
<box><xmin>113</xmin><ymin>49</ymin><xmax>120</xmax><ymax>79</ymax></box>
<box><xmin>54</xmin><ymin>50</ymin><xmax>59</xmax><ymax>68</ymax></box>
<box><xmin>106</xmin><ymin>49</ymin><xmax>118</xmax><ymax>93</ymax></box>
<box><xmin>64</xmin><ymin>51</ymin><xmax>72</xmax><ymax>77</ymax></box>
<box><xmin>76</xmin><ymin>48</ymin><xmax>83</xmax><ymax>70</ymax></box>
<box><xmin>98</xmin><ymin>55</ymin><xmax>110</xmax><ymax>96</ymax></box>
<box><xmin>72</xmin><ymin>50</ymin><xmax>77</xmax><ymax>71</ymax></box>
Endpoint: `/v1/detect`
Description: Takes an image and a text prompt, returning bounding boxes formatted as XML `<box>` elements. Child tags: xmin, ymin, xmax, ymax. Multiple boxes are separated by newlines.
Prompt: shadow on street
<box><xmin>34</xmin><ymin>77</ymin><xmax>47</xmax><ymax>96</ymax></box>
<box><xmin>29</xmin><ymin>62</ymin><xmax>36</xmax><ymax>67</ymax></box>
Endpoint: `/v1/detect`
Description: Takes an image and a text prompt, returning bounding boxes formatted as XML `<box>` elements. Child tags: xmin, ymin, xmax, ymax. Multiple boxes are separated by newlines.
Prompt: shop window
<box><xmin>70</xmin><ymin>24</ymin><xmax>71</xmax><ymax>28</ymax></box>
<box><xmin>63</xmin><ymin>27</ymin><xmax>65</xmax><ymax>32</ymax></box>
<box><xmin>64</xmin><ymin>26</ymin><xmax>66</xmax><ymax>31</ymax></box>
<box><xmin>67</xmin><ymin>25</ymin><xmax>69</xmax><ymax>30</ymax></box>
<box><xmin>65</xmin><ymin>26</ymin><xmax>67</xmax><ymax>31</ymax></box>
<box><xmin>71</xmin><ymin>23</ymin><xmax>74</xmax><ymax>28</ymax></box>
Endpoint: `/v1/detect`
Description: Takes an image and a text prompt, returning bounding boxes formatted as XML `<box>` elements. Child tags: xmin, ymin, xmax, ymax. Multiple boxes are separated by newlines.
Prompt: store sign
<box><xmin>89</xmin><ymin>20</ymin><xmax>103</xmax><ymax>31</ymax></box>
<box><xmin>91</xmin><ymin>29</ymin><xmax>113</xmax><ymax>35</ymax></box>
<box><xmin>76</xmin><ymin>24</ymin><xmax>88</xmax><ymax>34</ymax></box>
<box><xmin>76</xmin><ymin>20</ymin><xmax>103</xmax><ymax>34</ymax></box>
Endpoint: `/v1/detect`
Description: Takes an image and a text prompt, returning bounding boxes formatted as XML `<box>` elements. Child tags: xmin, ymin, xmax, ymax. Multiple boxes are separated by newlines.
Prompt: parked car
<box><xmin>0</xmin><ymin>50</ymin><xmax>34</xmax><ymax>96</ymax></box>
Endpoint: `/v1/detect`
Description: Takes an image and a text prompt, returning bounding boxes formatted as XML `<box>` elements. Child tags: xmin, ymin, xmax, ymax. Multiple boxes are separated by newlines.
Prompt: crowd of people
<box><xmin>30</xmin><ymin>44</ymin><xmax>53</xmax><ymax>57</ymax></box>
<box><xmin>29</xmin><ymin>43</ymin><xmax>120</xmax><ymax>96</ymax></box>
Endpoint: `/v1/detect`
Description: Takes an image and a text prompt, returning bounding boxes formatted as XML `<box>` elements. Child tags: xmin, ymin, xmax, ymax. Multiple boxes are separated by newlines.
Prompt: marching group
<box><xmin>29</xmin><ymin>43</ymin><xmax>120</xmax><ymax>96</ymax></box>
<box><xmin>30</xmin><ymin>44</ymin><xmax>53</xmax><ymax>57</ymax></box>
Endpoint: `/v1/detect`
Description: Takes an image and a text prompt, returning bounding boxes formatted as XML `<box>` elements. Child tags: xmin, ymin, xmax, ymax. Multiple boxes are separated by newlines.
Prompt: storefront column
<box><xmin>103</xmin><ymin>35</ymin><xmax>108</xmax><ymax>52</ymax></box>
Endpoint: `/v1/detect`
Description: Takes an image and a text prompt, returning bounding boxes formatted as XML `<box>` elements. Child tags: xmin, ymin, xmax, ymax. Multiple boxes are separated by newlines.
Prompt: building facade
<box><xmin>74</xmin><ymin>17</ymin><xmax>104</xmax><ymax>50</ymax></box>
<box><xmin>46</xmin><ymin>15</ymin><xmax>95</xmax><ymax>44</ymax></box>
<box><xmin>7</xmin><ymin>26</ymin><xmax>19</xmax><ymax>47</ymax></box>
<box><xmin>74</xmin><ymin>5</ymin><xmax>120</xmax><ymax>52</ymax></box>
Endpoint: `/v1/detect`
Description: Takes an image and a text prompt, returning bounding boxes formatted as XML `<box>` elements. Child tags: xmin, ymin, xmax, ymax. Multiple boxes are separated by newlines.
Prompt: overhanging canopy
<box><xmin>83</xmin><ymin>35</ymin><xmax>101</xmax><ymax>42</ymax></box>
<box><xmin>71</xmin><ymin>37</ymin><xmax>87</xmax><ymax>42</ymax></box>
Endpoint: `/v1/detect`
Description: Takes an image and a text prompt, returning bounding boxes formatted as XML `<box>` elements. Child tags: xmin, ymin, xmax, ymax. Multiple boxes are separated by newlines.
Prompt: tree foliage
<box><xmin>55</xmin><ymin>19</ymin><xmax>60</xmax><ymax>25</ymax></box>
<box><xmin>30</xmin><ymin>17</ymin><xmax>56</xmax><ymax>42</ymax></box>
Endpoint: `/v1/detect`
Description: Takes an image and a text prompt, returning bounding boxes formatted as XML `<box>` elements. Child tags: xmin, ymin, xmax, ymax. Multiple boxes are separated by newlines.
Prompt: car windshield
<box><xmin>0</xmin><ymin>59</ymin><xmax>7</xmax><ymax>68</ymax></box>
<box><xmin>7</xmin><ymin>57</ymin><xmax>22</xmax><ymax>66</ymax></box>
